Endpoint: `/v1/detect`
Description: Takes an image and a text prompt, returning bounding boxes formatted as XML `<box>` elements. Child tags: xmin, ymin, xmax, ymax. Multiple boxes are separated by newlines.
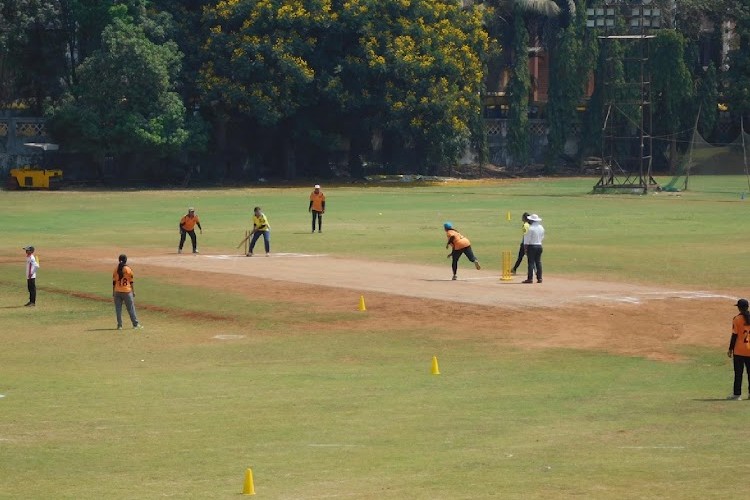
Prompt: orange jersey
<box><xmin>113</xmin><ymin>266</ymin><xmax>134</xmax><ymax>293</ymax></box>
<box><xmin>732</xmin><ymin>314</ymin><xmax>750</xmax><ymax>356</ymax></box>
<box><xmin>180</xmin><ymin>214</ymin><xmax>200</xmax><ymax>231</ymax></box>
<box><xmin>446</xmin><ymin>229</ymin><xmax>470</xmax><ymax>250</ymax></box>
<box><xmin>310</xmin><ymin>191</ymin><xmax>325</xmax><ymax>211</ymax></box>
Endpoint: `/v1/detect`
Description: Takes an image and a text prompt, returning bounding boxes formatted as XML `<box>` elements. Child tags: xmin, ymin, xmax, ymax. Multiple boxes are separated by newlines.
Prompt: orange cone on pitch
<box><xmin>358</xmin><ymin>295</ymin><xmax>367</xmax><ymax>311</ymax></box>
<box><xmin>431</xmin><ymin>356</ymin><xmax>440</xmax><ymax>375</ymax></box>
<box><xmin>242</xmin><ymin>468</ymin><xmax>256</xmax><ymax>495</ymax></box>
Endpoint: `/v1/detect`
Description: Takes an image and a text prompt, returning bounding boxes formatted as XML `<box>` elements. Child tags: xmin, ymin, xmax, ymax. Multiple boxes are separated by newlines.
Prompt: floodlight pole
<box><xmin>587</xmin><ymin>0</ymin><xmax>661</xmax><ymax>194</ymax></box>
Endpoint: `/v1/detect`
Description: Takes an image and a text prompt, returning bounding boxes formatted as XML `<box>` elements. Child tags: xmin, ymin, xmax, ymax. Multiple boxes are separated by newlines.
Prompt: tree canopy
<box><xmin>1</xmin><ymin>0</ymin><xmax>748</xmax><ymax>182</ymax></box>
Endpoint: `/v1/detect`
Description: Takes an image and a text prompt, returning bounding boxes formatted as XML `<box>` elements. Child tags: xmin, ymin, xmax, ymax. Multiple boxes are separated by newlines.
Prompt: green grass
<box><xmin>3</xmin><ymin>177</ymin><xmax>747</xmax><ymax>286</ymax></box>
<box><xmin>0</xmin><ymin>177</ymin><xmax>747</xmax><ymax>498</ymax></box>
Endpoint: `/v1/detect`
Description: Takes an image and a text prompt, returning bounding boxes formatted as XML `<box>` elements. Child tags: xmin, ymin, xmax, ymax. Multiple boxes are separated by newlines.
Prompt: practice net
<box><xmin>662</xmin><ymin>120</ymin><xmax>750</xmax><ymax>192</ymax></box>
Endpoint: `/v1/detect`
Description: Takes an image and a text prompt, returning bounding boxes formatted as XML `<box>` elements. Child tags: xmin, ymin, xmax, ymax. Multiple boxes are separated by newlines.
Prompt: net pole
<box><xmin>684</xmin><ymin>104</ymin><xmax>701</xmax><ymax>192</ymax></box>
<box><xmin>742</xmin><ymin>115</ymin><xmax>750</xmax><ymax>194</ymax></box>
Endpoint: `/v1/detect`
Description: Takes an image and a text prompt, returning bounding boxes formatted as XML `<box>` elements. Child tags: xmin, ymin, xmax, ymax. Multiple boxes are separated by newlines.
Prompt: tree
<box><xmin>352</xmin><ymin>0</ymin><xmax>489</xmax><ymax>173</ymax></box>
<box><xmin>199</xmin><ymin>0</ymin><xmax>489</xmax><ymax>178</ymax></box>
<box><xmin>57</xmin><ymin>0</ymin><xmax>117</xmax><ymax>88</ymax></box>
<box><xmin>489</xmin><ymin>0</ymin><xmax>574</xmax><ymax>168</ymax></box>
<box><xmin>696</xmin><ymin>62</ymin><xmax>718</xmax><ymax>138</ymax></box>
<box><xmin>0</xmin><ymin>0</ymin><xmax>68</xmax><ymax>111</ymax></box>
<box><xmin>650</xmin><ymin>29</ymin><xmax>693</xmax><ymax>171</ymax></box>
<box><xmin>724</xmin><ymin>0</ymin><xmax>750</xmax><ymax>124</ymax></box>
<box><xmin>48</xmin><ymin>13</ymin><xmax>188</xmax><ymax>176</ymax></box>
<box><xmin>545</xmin><ymin>0</ymin><xmax>590</xmax><ymax>170</ymax></box>
<box><xmin>506</xmin><ymin>3</ymin><xmax>531</xmax><ymax>167</ymax></box>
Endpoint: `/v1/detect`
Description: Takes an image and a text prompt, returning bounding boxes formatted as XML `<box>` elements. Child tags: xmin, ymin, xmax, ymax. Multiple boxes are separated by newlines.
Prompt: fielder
<box><xmin>112</xmin><ymin>254</ymin><xmax>142</xmax><ymax>330</ymax></box>
<box><xmin>178</xmin><ymin>207</ymin><xmax>202</xmax><ymax>254</ymax></box>
<box><xmin>309</xmin><ymin>184</ymin><xmax>326</xmax><ymax>233</ymax></box>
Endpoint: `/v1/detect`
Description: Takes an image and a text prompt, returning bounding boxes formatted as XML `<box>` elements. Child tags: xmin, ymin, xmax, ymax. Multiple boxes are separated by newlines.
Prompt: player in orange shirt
<box><xmin>726</xmin><ymin>298</ymin><xmax>750</xmax><ymax>399</ymax></box>
<box><xmin>178</xmin><ymin>207</ymin><xmax>202</xmax><ymax>254</ymax></box>
<box><xmin>309</xmin><ymin>184</ymin><xmax>326</xmax><ymax>233</ymax></box>
<box><xmin>112</xmin><ymin>254</ymin><xmax>142</xmax><ymax>330</ymax></box>
<box><xmin>443</xmin><ymin>222</ymin><xmax>481</xmax><ymax>280</ymax></box>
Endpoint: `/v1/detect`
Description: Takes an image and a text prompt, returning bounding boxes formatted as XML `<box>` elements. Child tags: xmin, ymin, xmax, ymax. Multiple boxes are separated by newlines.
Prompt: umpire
<box><xmin>178</xmin><ymin>207</ymin><xmax>202</xmax><ymax>254</ymax></box>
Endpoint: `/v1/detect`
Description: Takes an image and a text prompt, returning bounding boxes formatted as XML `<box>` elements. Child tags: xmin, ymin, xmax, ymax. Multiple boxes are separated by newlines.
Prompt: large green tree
<box><xmin>352</xmin><ymin>0</ymin><xmax>489</xmax><ymax>173</ymax></box>
<box><xmin>725</xmin><ymin>0</ymin><xmax>750</xmax><ymax>123</ymax></box>
<box><xmin>544</xmin><ymin>0</ymin><xmax>591</xmax><ymax>170</ymax></box>
<box><xmin>49</xmin><ymin>11</ymin><xmax>188</xmax><ymax>174</ymax></box>
<box><xmin>57</xmin><ymin>0</ymin><xmax>117</xmax><ymax>88</ymax></box>
<box><xmin>651</xmin><ymin>29</ymin><xmax>693</xmax><ymax>171</ymax></box>
<box><xmin>506</xmin><ymin>3</ymin><xmax>531</xmax><ymax>167</ymax></box>
<box><xmin>0</xmin><ymin>0</ymin><xmax>68</xmax><ymax>111</ymax></box>
<box><xmin>491</xmin><ymin>0</ymin><xmax>573</xmax><ymax>168</ymax></box>
<box><xmin>200</xmin><ymin>0</ymin><xmax>489</xmax><ymax>178</ymax></box>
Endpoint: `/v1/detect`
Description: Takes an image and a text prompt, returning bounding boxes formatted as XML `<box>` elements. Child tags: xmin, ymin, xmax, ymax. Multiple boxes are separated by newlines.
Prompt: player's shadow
<box><xmin>86</xmin><ymin>328</ymin><xmax>124</xmax><ymax>332</ymax></box>
<box><xmin>0</xmin><ymin>305</ymin><xmax>26</xmax><ymax>309</ymax></box>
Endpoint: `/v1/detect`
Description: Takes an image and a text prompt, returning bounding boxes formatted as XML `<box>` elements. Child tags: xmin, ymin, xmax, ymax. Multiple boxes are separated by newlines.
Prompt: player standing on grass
<box><xmin>511</xmin><ymin>212</ymin><xmax>530</xmax><ymax>275</ymax></box>
<box><xmin>113</xmin><ymin>254</ymin><xmax>142</xmax><ymax>330</ymax></box>
<box><xmin>178</xmin><ymin>207</ymin><xmax>202</xmax><ymax>254</ymax></box>
<box><xmin>247</xmin><ymin>206</ymin><xmax>271</xmax><ymax>256</ymax></box>
<box><xmin>443</xmin><ymin>222</ymin><xmax>480</xmax><ymax>281</ymax></box>
<box><xmin>726</xmin><ymin>298</ymin><xmax>750</xmax><ymax>400</ymax></box>
<box><xmin>522</xmin><ymin>214</ymin><xmax>544</xmax><ymax>284</ymax></box>
<box><xmin>309</xmin><ymin>184</ymin><xmax>325</xmax><ymax>233</ymax></box>
<box><xmin>23</xmin><ymin>246</ymin><xmax>39</xmax><ymax>307</ymax></box>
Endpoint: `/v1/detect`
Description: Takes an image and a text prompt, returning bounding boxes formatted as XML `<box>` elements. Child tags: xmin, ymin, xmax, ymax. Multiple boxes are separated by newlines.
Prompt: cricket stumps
<box><xmin>500</xmin><ymin>250</ymin><xmax>513</xmax><ymax>281</ymax></box>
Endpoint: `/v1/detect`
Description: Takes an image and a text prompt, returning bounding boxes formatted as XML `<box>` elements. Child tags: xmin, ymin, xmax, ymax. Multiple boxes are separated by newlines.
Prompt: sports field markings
<box><xmin>586</xmin><ymin>291</ymin><xmax>733</xmax><ymax>304</ymax></box>
<box><xmin>212</xmin><ymin>334</ymin><xmax>245</xmax><ymax>340</ymax></box>
<box><xmin>205</xmin><ymin>253</ymin><xmax>327</xmax><ymax>259</ymax></box>
<box><xmin>618</xmin><ymin>446</ymin><xmax>686</xmax><ymax>450</ymax></box>
<box><xmin>421</xmin><ymin>276</ymin><xmax>503</xmax><ymax>282</ymax></box>
<box><xmin>308</xmin><ymin>443</ymin><xmax>360</xmax><ymax>448</ymax></box>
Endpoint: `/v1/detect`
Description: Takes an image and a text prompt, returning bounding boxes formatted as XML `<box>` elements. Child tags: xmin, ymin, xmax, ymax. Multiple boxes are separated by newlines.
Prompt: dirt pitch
<box><xmin>46</xmin><ymin>249</ymin><xmax>737</xmax><ymax>362</ymax></box>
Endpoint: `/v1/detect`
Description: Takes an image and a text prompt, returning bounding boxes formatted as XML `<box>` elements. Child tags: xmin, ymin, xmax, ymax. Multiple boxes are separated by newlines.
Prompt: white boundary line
<box><xmin>205</xmin><ymin>253</ymin><xmax>327</xmax><ymax>259</ymax></box>
<box><xmin>584</xmin><ymin>291</ymin><xmax>734</xmax><ymax>304</ymax></box>
<box><xmin>619</xmin><ymin>446</ymin><xmax>686</xmax><ymax>450</ymax></box>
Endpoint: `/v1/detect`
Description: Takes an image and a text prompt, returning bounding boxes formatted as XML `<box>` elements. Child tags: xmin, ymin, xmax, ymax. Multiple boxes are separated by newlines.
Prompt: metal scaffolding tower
<box><xmin>586</xmin><ymin>0</ymin><xmax>662</xmax><ymax>193</ymax></box>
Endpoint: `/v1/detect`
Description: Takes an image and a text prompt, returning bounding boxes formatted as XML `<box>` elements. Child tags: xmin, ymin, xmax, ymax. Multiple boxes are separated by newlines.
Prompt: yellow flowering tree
<box><xmin>199</xmin><ymin>0</ymin><xmax>489</xmax><ymax>177</ymax></box>
<box><xmin>339</xmin><ymin>0</ymin><xmax>489</xmax><ymax>173</ymax></box>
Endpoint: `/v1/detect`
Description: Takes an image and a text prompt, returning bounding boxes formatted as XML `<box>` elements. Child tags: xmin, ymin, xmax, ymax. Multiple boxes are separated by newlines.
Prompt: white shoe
<box><xmin>727</xmin><ymin>394</ymin><xmax>742</xmax><ymax>400</ymax></box>
<box><xmin>452</xmin><ymin>275</ymin><xmax>457</xmax><ymax>280</ymax></box>
<box><xmin>133</xmin><ymin>324</ymin><xmax>143</xmax><ymax>330</ymax></box>
<box><xmin>117</xmin><ymin>326</ymin><xmax>123</xmax><ymax>330</ymax></box>
<box><xmin>193</xmin><ymin>249</ymin><xmax>199</xmax><ymax>254</ymax></box>
<box><xmin>266</xmin><ymin>253</ymin><xmax>270</xmax><ymax>257</ymax></box>
<box><xmin>178</xmin><ymin>248</ymin><xmax>182</xmax><ymax>254</ymax></box>
<box><xmin>246</xmin><ymin>253</ymin><xmax>253</xmax><ymax>257</ymax></box>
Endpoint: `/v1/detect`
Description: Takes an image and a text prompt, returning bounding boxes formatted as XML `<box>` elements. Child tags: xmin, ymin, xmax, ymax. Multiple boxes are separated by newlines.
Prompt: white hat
<box><xmin>527</xmin><ymin>214</ymin><xmax>542</xmax><ymax>222</ymax></box>
<box><xmin>188</xmin><ymin>207</ymin><xmax>195</xmax><ymax>212</ymax></box>
<box><xmin>314</xmin><ymin>184</ymin><xmax>321</xmax><ymax>189</ymax></box>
